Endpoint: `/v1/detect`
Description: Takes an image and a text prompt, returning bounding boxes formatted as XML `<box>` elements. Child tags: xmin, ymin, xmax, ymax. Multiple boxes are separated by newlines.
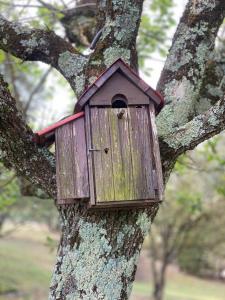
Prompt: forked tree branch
<box><xmin>0</xmin><ymin>14</ymin><xmax>88</xmax><ymax>95</ymax></box>
<box><xmin>157</xmin><ymin>0</ymin><xmax>225</xmax><ymax>137</ymax></box>
<box><xmin>160</xmin><ymin>97</ymin><xmax>225</xmax><ymax>176</ymax></box>
<box><xmin>0</xmin><ymin>74</ymin><xmax>56</xmax><ymax>197</ymax></box>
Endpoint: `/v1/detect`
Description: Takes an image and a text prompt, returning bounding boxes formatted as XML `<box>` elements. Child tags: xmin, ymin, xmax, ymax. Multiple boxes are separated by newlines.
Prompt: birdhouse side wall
<box><xmin>56</xmin><ymin>117</ymin><xmax>89</xmax><ymax>204</ymax></box>
<box><xmin>149</xmin><ymin>102</ymin><xmax>164</xmax><ymax>200</ymax></box>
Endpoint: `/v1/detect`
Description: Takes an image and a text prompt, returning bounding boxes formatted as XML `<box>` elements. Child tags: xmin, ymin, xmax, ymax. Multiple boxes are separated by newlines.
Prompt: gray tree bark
<box><xmin>0</xmin><ymin>0</ymin><xmax>225</xmax><ymax>299</ymax></box>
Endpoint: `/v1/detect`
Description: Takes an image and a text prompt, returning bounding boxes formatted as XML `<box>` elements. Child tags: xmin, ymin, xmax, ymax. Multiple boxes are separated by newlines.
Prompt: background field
<box><xmin>0</xmin><ymin>224</ymin><xmax>225</xmax><ymax>300</ymax></box>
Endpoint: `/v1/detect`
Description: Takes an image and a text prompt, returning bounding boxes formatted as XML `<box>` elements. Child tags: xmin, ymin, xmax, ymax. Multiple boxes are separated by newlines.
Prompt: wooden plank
<box><xmin>89</xmin><ymin>199</ymin><xmax>159</xmax><ymax>210</ymax></box>
<box><xmin>128</xmin><ymin>106</ymin><xmax>155</xmax><ymax>199</ymax></box>
<box><xmin>108</xmin><ymin>108</ymin><xmax>135</xmax><ymax>201</ymax></box>
<box><xmin>95</xmin><ymin>64</ymin><xmax>119</xmax><ymax>87</ymax></box>
<box><xmin>98</xmin><ymin>109</ymin><xmax>115</xmax><ymax>201</ymax></box>
<box><xmin>149</xmin><ymin>103</ymin><xmax>164</xmax><ymax>200</ymax></box>
<box><xmin>72</xmin><ymin>117</ymin><xmax>89</xmax><ymax>198</ymax></box>
<box><xmin>85</xmin><ymin>105</ymin><xmax>96</xmax><ymax>206</ymax></box>
<box><xmin>56</xmin><ymin>124</ymin><xmax>75</xmax><ymax>202</ymax></box>
<box><xmin>90</xmin><ymin>107</ymin><xmax>105</xmax><ymax>201</ymax></box>
<box><xmin>90</xmin><ymin>108</ymin><xmax>115</xmax><ymax>202</ymax></box>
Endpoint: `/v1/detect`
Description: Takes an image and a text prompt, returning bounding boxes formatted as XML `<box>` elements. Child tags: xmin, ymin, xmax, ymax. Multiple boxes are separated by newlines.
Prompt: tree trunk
<box><xmin>152</xmin><ymin>262</ymin><xmax>167</xmax><ymax>300</ymax></box>
<box><xmin>49</xmin><ymin>204</ymin><xmax>158</xmax><ymax>299</ymax></box>
<box><xmin>153</xmin><ymin>283</ymin><xmax>164</xmax><ymax>300</ymax></box>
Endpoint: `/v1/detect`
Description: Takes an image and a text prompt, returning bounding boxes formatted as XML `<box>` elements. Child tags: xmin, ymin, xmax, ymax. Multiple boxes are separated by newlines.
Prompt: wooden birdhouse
<box><xmin>36</xmin><ymin>59</ymin><xmax>164</xmax><ymax>209</ymax></box>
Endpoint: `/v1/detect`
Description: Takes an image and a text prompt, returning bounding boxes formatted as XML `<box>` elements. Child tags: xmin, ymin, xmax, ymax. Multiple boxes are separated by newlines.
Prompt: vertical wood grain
<box><xmin>89</xmin><ymin>105</ymin><xmax>161</xmax><ymax>205</ymax></box>
<box><xmin>72</xmin><ymin>117</ymin><xmax>89</xmax><ymax>198</ymax></box>
<box><xmin>98</xmin><ymin>109</ymin><xmax>115</xmax><ymax>201</ymax></box>
<box><xmin>85</xmin><ymin>105</ymin><xmax>96</xmax><ymax>206</ymax></box>
<box><xmin>108</xmin><ymin>108</ymin><xmax>134</xmax><ymax>201</ymax></box>
<box><xmin>149</xmin><ymin>102</ymin><xmax>164</xmax><ymax>200</ymax></box>
<box><xmin>128</xmin><ymin>106</ymin><xmax>155</xmax><ymax>199</ymax></box>
<box><xmin>56</xmin><ymin>123</ymin><xmax>75</xmax><ymax>202</ymax></box>
<box><xmin>90</xmin><ymin>108</ymin><xmax>115</xmax><ymax>202</ymax></box>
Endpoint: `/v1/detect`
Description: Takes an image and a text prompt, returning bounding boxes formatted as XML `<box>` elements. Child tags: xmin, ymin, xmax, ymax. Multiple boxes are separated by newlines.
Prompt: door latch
<box><xmin>89</xmin><ymin>148</ymin><xmax>101</xmax><ymax>152</ymax></box>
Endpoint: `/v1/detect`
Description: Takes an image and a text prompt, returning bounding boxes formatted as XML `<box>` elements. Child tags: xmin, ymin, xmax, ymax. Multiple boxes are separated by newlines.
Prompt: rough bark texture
<box><xmin>0</xmin><ymin>15</ymin><xmax>87</xmax><ymax>95</ymax></box>
<box><xmin>0</xmin><ymin>0</ymin><xmax>225</xmax><ymax>299</ymax></box>
<box><xmin>49</xmin><ymin>204</ymin><xmax>158</xmax><ymax>299</ymax></box>
<box><xmin>0</xmin><ymin>75</ymin><xmax>56</xmax><ymax>197</ymax></box>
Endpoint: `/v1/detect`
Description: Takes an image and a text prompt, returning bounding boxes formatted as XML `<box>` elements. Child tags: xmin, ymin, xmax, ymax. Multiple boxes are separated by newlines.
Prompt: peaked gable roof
<box><xmin>74</xmin><ymin>59</ymin><xmax>164</xmax><ymax>114</ymax></box>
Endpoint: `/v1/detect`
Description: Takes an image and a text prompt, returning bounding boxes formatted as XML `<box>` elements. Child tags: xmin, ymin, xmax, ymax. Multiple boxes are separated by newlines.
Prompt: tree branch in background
<box><xmin>0</xmin><ymin>74</ymin><xmax>56</xmax><ymax>198</ymax></box>
<box><xmin>157</xmin><ymin>0</ymin><xmax>225</xmax><ymax>137</ymax></box>
<box><xmin>37</xmin><ymin>0</ymin><xmax>63</xmax><ymax>13</ymax></box>
<box><xmin>24</xmin><ymin>66</ymin><xmax>52</xmax><ymax>113</ymax></box>
<box><xmin>161</xmin><ymin>97</ymin><xmax>225</xmax><ymax>177</ymax></box>
<box><xmin>5</xmin><ymin>53</ymin><xmax>21</xmax><ymax>103</ymax></box>
<box><xmin>0</xmin><ymin>14</ymin><xmax>88</xmax><ymax>95</ymax></box>
<box><xmin>194</xmin><ymin>46</ymin><xmax>225</xmax><ymax>115</ymax></box>
<box><xmin>60</xmin><ymin>0</ymin><xmax>97</xmax><ymax>47</ymax></box>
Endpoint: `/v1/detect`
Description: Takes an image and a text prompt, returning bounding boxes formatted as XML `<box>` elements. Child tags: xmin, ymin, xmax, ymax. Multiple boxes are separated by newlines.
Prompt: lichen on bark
<box><xmin>49</xmin><ymin>206</ymin><xmax>156</xmax><ymax>300</ymax></box>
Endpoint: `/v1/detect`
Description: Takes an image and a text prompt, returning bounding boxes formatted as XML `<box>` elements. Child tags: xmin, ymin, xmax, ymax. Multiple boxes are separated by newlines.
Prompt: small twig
<box><xmin>17</xmin><ymin>0</ymin><xmax>32</xmax><ymax>18</ymax></box>
<box><xmin>0</xmin><ymin>174</ymin><xmax>16</xmax><ymax>189</ymax></box>
<box><xmin>219</xmin><ymin>75</ymin><xmax>225</xmax><ymax>89</ymax></box>
<box><xmin>37</xmin><ymin>0</ymin><xmax>63</xmax><ymax>13</ymax></box>
<box><xmin>0</xmin><ymin>1</ymin><xmax>43</xmax><ymax>8</ymax></box>
<box><xmin>60</xmin><ymin>0</ymin><xmax>68</xmax><ymax>8</ymax></box>
<box><xmin>24</xmin><ymin>66</ymin><xmax>52</xmax><ymax>113</ymax></box>
<box><xmin>5</xmin><ymin>53</ymin><xmax>20</xmax><ymax>103</ymax></box>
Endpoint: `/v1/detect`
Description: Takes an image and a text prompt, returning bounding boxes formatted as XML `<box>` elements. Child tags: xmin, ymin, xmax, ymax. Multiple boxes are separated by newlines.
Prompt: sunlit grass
<box><xmin>133</xmin><ymin>272</ymin><xmax>225</xmax><ymax>300</ymax></box>
<box><xmin>0</xmin><ymin>225</ymin><xmax>56</xmax><ymax>300</ymax></box>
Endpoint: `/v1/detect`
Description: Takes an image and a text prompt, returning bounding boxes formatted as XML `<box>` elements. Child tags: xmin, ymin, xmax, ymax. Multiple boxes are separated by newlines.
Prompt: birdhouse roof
<box><xmin>74</xmin><ymin>58</ymin><xmax>164</xmax><ymax>113</ymax></box>
<box><xmin>35</xmin><ymin>111</ymin><xmax>84</xmax><ymax>141</ymax></box>
<box><xmin>35</xmin><ymin>59</ymin><xmax>164</xmax><ymax>143</ymax></box>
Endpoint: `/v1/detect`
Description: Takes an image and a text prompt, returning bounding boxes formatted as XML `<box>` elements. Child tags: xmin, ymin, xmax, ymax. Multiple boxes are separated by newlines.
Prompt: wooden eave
<box><xmin>34</xmin><ymin>111</ymin><xmax>84</xmax><ymax>145</ymax></box>
<box><xmin>74</xmin><ymin>58</ymin><xmax>164</xmax><ymax>114</ymax></box>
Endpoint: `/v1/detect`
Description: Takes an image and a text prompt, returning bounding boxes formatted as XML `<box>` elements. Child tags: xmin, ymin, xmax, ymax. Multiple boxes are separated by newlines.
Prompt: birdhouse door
<box><xmin>88</xmin><ymin>106</ymin><xmax>156</xmax><ymax>205</ymax></box>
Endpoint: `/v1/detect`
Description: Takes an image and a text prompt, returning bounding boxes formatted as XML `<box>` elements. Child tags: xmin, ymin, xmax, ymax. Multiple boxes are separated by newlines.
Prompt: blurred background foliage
<box><xmin>0</xmin><ymin>1</ymin><xmax>225</xmax><ymax>300</ymax></box>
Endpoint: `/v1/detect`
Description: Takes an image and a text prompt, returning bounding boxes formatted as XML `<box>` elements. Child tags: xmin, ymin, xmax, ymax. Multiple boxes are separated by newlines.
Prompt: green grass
<box><xmin>133</xmin><ymin>272</ymin><xmax>225</xmax><ymax>300</ymax></box>
<box><xmin>0</xmin><ymin>227</ymin><xmax>55</xmax><ymax>300</ymax></box>
<box><xmin>0</xmin><ymin>226</ymin><xmax>225</xmax><ymax>300</ymax></box>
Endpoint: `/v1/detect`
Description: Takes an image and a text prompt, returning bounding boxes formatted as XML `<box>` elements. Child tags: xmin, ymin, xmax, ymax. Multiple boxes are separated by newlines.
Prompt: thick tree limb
<box><xmin>160</xmin><ymin>97</ymin><xmax>225</xmax><ymax>177</ymax></box>
<box><xmin>0</xmin><ymin>15</ymin><xmax>88</xmax><ymax>95</ymax></box>
<box><xmin>0</xmin><ymin>74</ymin><xmax>56</xmax><ymax>198</ymax></box>
<box><xmin>83</xmin><ymin>0</ymin><xmax>143</xmax><ymax>78</ymax></box>
<box><xmin>194</xmin><ymin>47</ymin><xmax>225</xmax><ymax>115</ymax></box>
<box><xmin>157</xmin><ymin>0</ymin><xmax>225</xmax><ymax>137</ymax></box>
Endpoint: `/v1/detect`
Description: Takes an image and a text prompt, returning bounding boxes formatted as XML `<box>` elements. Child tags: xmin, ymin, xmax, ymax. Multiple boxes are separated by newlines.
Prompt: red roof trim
<box><xmin>36</xmin><ymin>111</ymin><xmax>85</xmax><ymax>137</ymax></box>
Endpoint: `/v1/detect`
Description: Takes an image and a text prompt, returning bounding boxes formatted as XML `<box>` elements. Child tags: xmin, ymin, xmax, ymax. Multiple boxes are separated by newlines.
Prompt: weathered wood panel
<box><xmin>56</xmin><ymin>123</ymin><xmax>75</xmax><ymax>202</ymax></box>
<box><xmin>149</xmin><ymin>102</ymin><xmax>164</xmax><ymax>200</ymax></box>
<box><xmin>56</xmin><ymin>117</ymin><xmax>89</xmax><ymax>204</ymax></box>
<box><xmin>90</xmin><ymin>108</ymin><xmax>115</xmax><ymax>202</ymax></box>
<box><xmin>90</xmin><ymin>106</ymin><xmax>155</xmax><ymax>203</ymax></box>
<box><xmin>129</xmin><ymin>106</ymin><xmax>155</xmax><ymax>199</ymax></box>
<box><xmin>108</xmin><ymin>108</ymin><xmax>135</xmax><ymax>201</ymax></box>
<box><xmin>85</xmin><ymin>105</ymin><xmax>96</xmax><ymax>206</ymax></box>
<box><xmin>72</xmin><ymin>117</ymin><xmax>89</xmax><ymax>198</ymax></box>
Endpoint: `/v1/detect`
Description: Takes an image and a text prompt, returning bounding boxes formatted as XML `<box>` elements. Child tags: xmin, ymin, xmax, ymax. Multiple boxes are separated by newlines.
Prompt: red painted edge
<box><xmin>36</xmin><ymin>111</ymin><xmax>85</xmax><ymax>137</ymax></box>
